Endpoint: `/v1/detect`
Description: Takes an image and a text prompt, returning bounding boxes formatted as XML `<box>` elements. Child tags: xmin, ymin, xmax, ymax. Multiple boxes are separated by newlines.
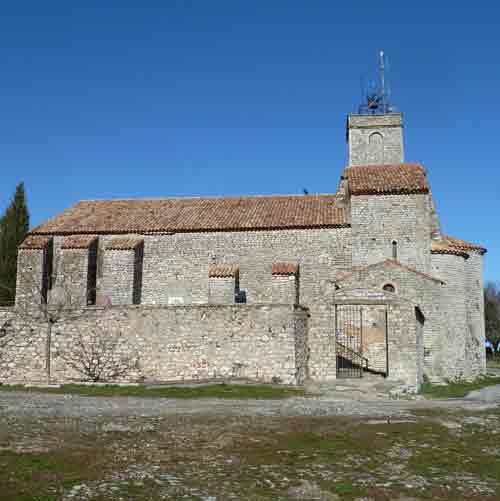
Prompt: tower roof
<box><xmin>342</xmin><ymin>163</ymin><xmax>429</xmax><ymax>196</ymax></box>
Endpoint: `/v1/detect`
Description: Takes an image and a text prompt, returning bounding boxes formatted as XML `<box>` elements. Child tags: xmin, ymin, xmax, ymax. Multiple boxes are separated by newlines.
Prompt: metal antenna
<box><xmin>357</xmin><ymin>51</ymin><xmax>395</xmax><ymax>115</ymax></box>
<box><xmin>379</xmin><ymin>50</ymin><xmax>386</xmax><ymax>112</ymax></box>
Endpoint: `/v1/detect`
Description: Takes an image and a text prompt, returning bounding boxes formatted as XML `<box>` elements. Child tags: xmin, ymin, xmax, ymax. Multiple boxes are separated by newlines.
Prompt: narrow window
<box><xmin>86</xmin><ymin>240</ymin><xmax>98</xmax><ymax>306</ymax></box>
<box><xmin>391</xmin><ymin>240</ymin><xmax>398</xmax><ymax>260</ymax></box>
<box><xmin>41</xmin><ymin>239</ymin><xmax>53</xmax><ymax>304</ymax></box>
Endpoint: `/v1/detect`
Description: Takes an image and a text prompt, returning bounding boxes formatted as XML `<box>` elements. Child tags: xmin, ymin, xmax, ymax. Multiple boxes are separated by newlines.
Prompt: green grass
<box><xmin>2</xmin><ymin>413</ymin><xmax>500</xmax><ymax>500</ymax></box>
<box><xmin>419</xmin><ymin>375</ymin><xmax>500</xmax><ymax>398</ymax></box>
<box><xmin>0</xmin><ymin>448</ymin><xmax>109</xmax><ymax>501</ymax></box>
<box><xmin>0</xmin><ymin>382</ymin><xmax>305</xmax><ymax>399</ymax></box>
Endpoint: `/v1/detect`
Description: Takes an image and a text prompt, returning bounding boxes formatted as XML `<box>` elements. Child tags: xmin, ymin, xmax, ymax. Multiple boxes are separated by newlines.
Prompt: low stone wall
<box><xmin>0</xmin><ymin>304</ymin><xmax>309</xmax><ymax>386</ymax></box>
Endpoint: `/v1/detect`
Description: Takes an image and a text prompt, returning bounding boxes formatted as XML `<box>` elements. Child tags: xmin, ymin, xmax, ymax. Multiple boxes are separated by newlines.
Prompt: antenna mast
<box><xmin>379</xmin><ymin>50</ymin><xmax>386</xmax><ymax>112</ymax></box>
<box><xmin>357</xmin><ymin>51</ymin><xmax>395</xmax><ymax>115</ymax></box>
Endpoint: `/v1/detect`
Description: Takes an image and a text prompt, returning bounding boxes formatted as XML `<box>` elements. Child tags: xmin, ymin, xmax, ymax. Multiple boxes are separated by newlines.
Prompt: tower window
<box><xmin>368</xmin><ymin>132</ymin><xmax>384</xmax><ymax>164</ymax></box>
<box><xmin>392</xmin><ymin>240</ymin><xmax>398</xmax><ymax>260</ymax></box>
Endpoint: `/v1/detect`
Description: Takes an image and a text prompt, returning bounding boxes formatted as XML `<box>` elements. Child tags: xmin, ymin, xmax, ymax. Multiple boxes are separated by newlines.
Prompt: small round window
<box><xmin>383</xmin><ymin>283</ymin><xmax>395</xmax><ymax>293</ymax></box>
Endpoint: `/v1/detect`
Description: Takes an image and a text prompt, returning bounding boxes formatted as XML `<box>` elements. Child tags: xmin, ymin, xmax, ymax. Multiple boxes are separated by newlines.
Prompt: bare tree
<box><xmin>56</xmin><ymin>326</ymin><xmax>139</xmax><ymax>382</ymax></box>
<box><xmin>11</xmin><ymin>257</ymin><xmax>88</xmax><ymax>383</ymax></box>
<box><xmin>0</xmin><ymin>243</ymin><xmax>105</xmax><ymax>383</ymax></box>
<box><xmin>2</xmin><ymin>248</ymin><xmax>141</xmax><ymax>384</ymax></box>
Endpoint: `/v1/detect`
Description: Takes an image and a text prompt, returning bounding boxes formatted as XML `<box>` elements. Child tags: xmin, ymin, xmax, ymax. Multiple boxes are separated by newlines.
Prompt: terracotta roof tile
<box><xmin>19</xmin><ymin>235</ymin><xmax>51</xmax><ymax>250</ymax></box>
<box><xmin>208</xmin><ymin>265</ymin><xmax>239</xmax><ymax>278</ymax></box>
<box><xmin>439</xmin><ymin>235</ymin><xmax>487</xmax><ymax>255</ymax></box>
<box><xmin>272</xmin><ymin>262</ymin><xmax>299</xmax><ymax>276</ymax></box>
<box><xmin>61</xmin><ymin>235</ymin><xmax>98</xmax><ymax>250</ymax></box>
<box><xmin>343</xmin><ymin>163</ymin><xmax>429</xmax><ymax>195</ymax></box>
<box><xmin>431</xmin><ymin>240</ymin><xmax>469</xmax><ymax>258</ymax></box>
<box><xmin>29</xmin><ymin>195</ymin><xmax>347</xmax><ymax>235</ymax></box>
<box><xmin>105</xmin><ymin>238</ymin><xmax>143</xmax><ymax>251</ymax></box>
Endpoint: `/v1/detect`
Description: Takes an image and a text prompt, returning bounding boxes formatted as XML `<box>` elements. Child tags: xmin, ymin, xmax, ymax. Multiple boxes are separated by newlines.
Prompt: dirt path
<box><xmin>0</xmin><ymin>386</ymin><xmax>497</xmax><ymax>419</ymax></box>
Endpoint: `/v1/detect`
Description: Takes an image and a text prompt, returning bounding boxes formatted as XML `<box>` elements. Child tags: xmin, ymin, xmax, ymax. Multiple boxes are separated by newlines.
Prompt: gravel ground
<box><xmin>1</xmin><ymin>385</ymin><xmax>500</xmax><ymax>500</ymax></box>
<box><xmin>0</xmin><ymin>386</ymin><xmax>498</xmax><ymax>419</ymax></box>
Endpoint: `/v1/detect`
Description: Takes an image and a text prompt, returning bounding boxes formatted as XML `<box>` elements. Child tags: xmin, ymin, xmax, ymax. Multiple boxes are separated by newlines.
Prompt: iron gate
<box><xmin>335</xmin><ymin>305</ymin><xmax>368</xmax><ymax>378</ymax></box>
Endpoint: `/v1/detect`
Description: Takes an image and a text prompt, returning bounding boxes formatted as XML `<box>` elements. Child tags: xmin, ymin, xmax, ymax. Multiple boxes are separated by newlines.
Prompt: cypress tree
<box><xmin>0</xmin><ymin>183</ymin><xmax>30</xmax><ymax>305</ymax></box>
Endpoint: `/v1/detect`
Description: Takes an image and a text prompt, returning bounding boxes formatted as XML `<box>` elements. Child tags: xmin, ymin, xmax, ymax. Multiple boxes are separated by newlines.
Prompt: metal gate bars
<box><xmin>335</xmin><ymin>305</ymin><xmax>368</xmax><ymax>378</ymax></box>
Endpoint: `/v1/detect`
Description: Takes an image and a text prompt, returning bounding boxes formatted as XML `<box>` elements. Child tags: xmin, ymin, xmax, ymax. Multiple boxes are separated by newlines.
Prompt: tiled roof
<box><xmin>208</xmin><ymin>265</ymin><xmax>239</xmax><ymax>278</ymax></box>
<box><xmin>336</xmin><ymin>259</ymin><xmax>445</xmax><ymax>285</ymax></box>
<box><xmin>29</xmin><ymin>195</ymin><xmax>347</xmax><ymax>235</ymax></box>
<box><xmin>272</xmin><ymin>262</ymin><xmax>299</xmax><ymax>276</ymax></box>
<box><xmin>19</xmin><ymin>235</ymin><xmax>51</xmax><ymax>250</ymax></box>
<box><xmin>431</xmin><ymin>239</ymin><xmax>469</xmax><ymax>258</ymax></box>
<box><xmin>105</xmin><ymin>238</ymin><xmax>143</xmax><ymax>251</ymax></box>
<box><xmin>343</xmin><ymin>163</ymin><xmax>429</xmax><ymax>195</ymax></box>
<box><xmin>61</xmin><ymin>235</ymin><xmax>98</xmax><ymax>249</ymax></box>
<box><xmin>439</xmin><ymin>235</ymin><xmax>487</xmax><ymax>255</ymax></box>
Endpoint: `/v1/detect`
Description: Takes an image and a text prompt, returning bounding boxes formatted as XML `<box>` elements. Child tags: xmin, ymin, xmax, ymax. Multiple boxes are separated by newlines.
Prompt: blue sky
<box><xmin>0</xmin><ymin>1</ymin><xmax>498</xmax><ymax>280</ymax></box>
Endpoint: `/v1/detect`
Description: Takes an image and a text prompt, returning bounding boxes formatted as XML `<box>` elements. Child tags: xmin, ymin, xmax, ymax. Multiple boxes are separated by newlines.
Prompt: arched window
<box><xmin>392</xmin><ymin>240</ymin><xmax>398</xmax><ymax>260</ymax></box>
<box><xmin>369</xmin><ymin>132</ymin><xmax>383</xmax><ymax>145</ymax></box>
<box><xmin>383</xmin><ymin>283</ymin><xmax>395</xmax><ymax>293</ymax></box>
<box><xmin>369</xmin><ymin>132</ymin><xmax>384</xmax><ymax>163</ymax></box>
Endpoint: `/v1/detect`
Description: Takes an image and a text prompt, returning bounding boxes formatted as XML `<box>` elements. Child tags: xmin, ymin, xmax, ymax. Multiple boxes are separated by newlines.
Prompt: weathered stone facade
<box><xmin>3</xmin><ymin>110</ymin><xmax>487</xmax><ymax>391</ymax></box>
<box><xmin>350</xmin><ymin>194</ymin><xmax>431</xmax><ymax>273</ymax></box>
<box><xmin>347</xmin><ymin>113</ymin><xmax>404</xmax><ymax>166</ymax></box>
<box><xmin>0</xmin><ymin>304</ymin><xmax>308</xmax><ymax>386</ymax></box>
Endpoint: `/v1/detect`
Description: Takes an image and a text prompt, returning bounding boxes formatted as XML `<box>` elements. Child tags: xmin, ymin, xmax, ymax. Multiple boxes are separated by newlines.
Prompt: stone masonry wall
<box><xmin>16</xmin><ymin>249</ymin><xmax>46</xmax><ymax>306</ymax></box>
<box><xmin>294</xmin><ymin>308</ymin><xmax>309</xmax><ymax>384</ymax></box>
<box><xmin>387</xmin><ymin>302</ymin><xmax>422</xmax><ymax>390</ymax></box>
<box><xmin>431</xmin><ymin>253</ymin><xmax>469</xmax><ymax>380</ymax></box>
<box><xmin>347</xmin><ymin>114</ymin><xmax>404</xmax><ymax>166</ymax></box>
<box><xmin>126</xmin><ymin>227</ymin><xmax>350</xmax><ymax>381</ymax></box>
<box><xmin>208</xmin><ymin>277</ymin><xmax>236</xmax><ymax>304</ymax></box>
<box><xmin>361</xmin><ymin>305</ymin><xmax>387</xmax><ymax>373</ymax></box>
<box><xmin>15</xmin><ymin>228</ymin><xmax>349</xmax><ymax>385</ymax></box>
<box><xmin>336</xmin><ymin>262</ymin><xmax>442</xmax><ymax>381</ymax></box>
<box><xmin>333</xmin><ymin>290</ymin><xmax>423</xmax><ymax>391</ymax></box>
<box><xmin>465</xmin><ymin>252</ymin><xmax>486</xmax><ymax>378</ymax></box>
<box><xmin>350</xmin><ymin>194</ymin><xmax>431</xmax><ymax>274</ymax></box>
<box><xmin>43</xmin><ymin>229</ymin><xmax>350</xmax><ymax>310</ymax></box>
<box><xmin>271</xmin><ymin>275</ymin><xmax>298</xmax><ymax>304</ymax></box>
<box><xmin>0</xmin><ymin>304</ymin><xmax>308</xmax><ymax>385</ymax></box>
<box><xmin>46</xmin><ymin>236</ymin><xmax>95</xmax><ymax>307</ymax></box>
<box><xmin>135</xmin><ymin>228</ymin><xmax>351</xmax><ymax>307</ymax></box>
<box><xmin>102</xmin><ymin>246</ymin><xmax>143</xmax><ymax>306</ymax></box>
<box><xmin>60</xmin><ymin>249</ymin><xmax>90</xmax><ymax>306</ymax></box>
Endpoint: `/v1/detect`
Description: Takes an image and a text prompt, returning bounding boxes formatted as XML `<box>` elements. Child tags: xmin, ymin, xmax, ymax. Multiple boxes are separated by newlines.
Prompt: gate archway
<box><xmin>335</xmin><ymin>304</ymin><xmax>388</xmax><ymax>378</ymax></box>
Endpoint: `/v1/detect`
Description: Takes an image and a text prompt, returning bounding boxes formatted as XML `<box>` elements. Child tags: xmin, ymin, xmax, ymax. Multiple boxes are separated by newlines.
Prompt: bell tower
<box><xmin>346</xmin><ymin>51</ymin><xmax>404</xmax><ymax>167</ymax></box>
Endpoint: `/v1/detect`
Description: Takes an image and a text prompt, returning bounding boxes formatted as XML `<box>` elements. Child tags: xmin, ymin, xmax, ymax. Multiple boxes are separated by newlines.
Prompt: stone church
<box><xmin>4</xmin><ymin>93</ymin><xmax>486</xmax><ymax>390</ymax></box>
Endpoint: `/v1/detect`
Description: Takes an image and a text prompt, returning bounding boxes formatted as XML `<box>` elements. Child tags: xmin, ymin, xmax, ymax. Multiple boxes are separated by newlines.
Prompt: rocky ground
<box><xmin>1</xmin><ymin>376</ymin><xmax>500</xmax><ymax>500</ymax></box>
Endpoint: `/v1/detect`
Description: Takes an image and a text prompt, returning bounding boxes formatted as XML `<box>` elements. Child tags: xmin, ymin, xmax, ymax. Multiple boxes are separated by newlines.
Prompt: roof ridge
<box><xmin>344</xmin><ymin>162</ymin><xmax>425</xmax><ymax>170</ymax></box>
<box><xmin>76</xmin><ymin>193</ymin><xmax>337</xmax><ymax>203</ymax></box>
<box><xmin>336</xmin><ymin>259</ymin><xmax>445</xmax><ymax>285</ymax></box>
